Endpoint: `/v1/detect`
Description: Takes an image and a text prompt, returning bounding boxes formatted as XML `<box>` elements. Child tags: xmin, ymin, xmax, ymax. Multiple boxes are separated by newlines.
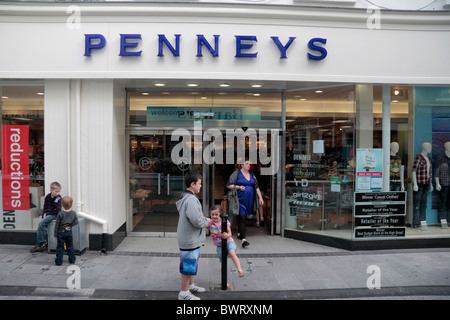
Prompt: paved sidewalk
<box><xmin>1</xmin><ymin>231</ymin><xmax>450</xmax><ymax>300</ymax></box>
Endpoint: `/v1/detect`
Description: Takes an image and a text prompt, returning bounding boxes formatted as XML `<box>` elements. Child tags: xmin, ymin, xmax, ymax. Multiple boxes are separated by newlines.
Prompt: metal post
<box><xmin>220</xmin><ymin>212</ymin><xmax>228</xmax><ymax>290</ymax></box>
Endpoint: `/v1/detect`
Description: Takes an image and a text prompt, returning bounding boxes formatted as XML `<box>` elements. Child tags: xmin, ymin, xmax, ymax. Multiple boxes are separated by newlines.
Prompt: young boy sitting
<box><xmin>30</xmin><ymin>182</ymin><xmax>62</xmax><ymax>253</ymax></box>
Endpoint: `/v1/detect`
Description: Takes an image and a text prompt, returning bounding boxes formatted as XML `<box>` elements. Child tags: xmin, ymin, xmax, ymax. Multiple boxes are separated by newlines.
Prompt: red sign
<box><xmin>1</xmin><ymin>125</ymin><xmax>29</xmax><ymax>210</ymax></box>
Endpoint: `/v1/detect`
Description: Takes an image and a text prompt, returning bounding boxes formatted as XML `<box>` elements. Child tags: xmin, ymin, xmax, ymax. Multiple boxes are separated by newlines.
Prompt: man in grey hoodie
<box><xmin>176</xmin><ymin>171</ymin><xmax>211</xmax><ymax>300</ymax></box>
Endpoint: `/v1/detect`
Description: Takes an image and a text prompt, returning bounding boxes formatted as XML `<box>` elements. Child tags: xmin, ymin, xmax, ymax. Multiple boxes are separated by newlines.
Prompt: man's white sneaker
<box><xmin>178</xmin><ymin>291</ymin><xmax>200</xmax><ymax>300</ymax></box>
<box><xmin>189</xmin><ymin>285</ymin><xmax>206</xmax><ymax>293</ymax></box>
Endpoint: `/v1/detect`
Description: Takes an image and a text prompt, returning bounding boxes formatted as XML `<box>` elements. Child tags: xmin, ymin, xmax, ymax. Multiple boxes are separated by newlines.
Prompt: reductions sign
<box><xmin>1</xmin><ymin>125</ymin><xmax>29</xmax><ymax>210</ymax></box>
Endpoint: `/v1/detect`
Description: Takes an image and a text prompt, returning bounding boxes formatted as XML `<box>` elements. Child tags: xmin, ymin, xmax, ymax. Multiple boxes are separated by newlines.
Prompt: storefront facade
<box><xmin>1</xmin><ymin>1</ymin><xmax>449</xmax><ymax>250</ymax></box>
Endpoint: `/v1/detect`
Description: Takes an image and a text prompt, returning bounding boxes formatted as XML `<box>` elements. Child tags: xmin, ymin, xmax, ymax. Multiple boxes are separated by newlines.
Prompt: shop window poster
<box><xmin>356</xmin><ymin>148</ymin><xmax>383</xmax><ymax>191</ymax></box>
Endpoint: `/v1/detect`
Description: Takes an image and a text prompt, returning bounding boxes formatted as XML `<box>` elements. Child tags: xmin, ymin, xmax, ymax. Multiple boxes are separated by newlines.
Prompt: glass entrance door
<box><xmin>129</xmin><ymin>132</ymin><xmax>201</xmax><ymax>235</ymax></box>
<box><xmin>128</xmin><ymin>128</ymin><xmax>279</xmax><ymax>236</ymax></box>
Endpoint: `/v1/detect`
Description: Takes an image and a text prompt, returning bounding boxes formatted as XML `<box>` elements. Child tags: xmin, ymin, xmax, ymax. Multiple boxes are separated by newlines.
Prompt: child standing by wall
<box><xmin>209</xmin><ymin>204</ymin><xmax>245</xmax><ymax>284</ymax></box>
<box><xmin>54</xmin><ymin>196</ymin><xmax>78</xmax><ymax>266</ymax></box>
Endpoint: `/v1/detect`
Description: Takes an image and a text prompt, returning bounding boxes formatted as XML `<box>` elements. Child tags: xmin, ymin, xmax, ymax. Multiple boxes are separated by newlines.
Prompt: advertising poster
<box><xmin>1</xmin><ymin>125</ymin><xmax>30</xmax><ymax>210</ymax></box>
<box><xmin>356</xmin><ymin>148</ymin><xmax>383</xmax><ymax>191</ymax></box>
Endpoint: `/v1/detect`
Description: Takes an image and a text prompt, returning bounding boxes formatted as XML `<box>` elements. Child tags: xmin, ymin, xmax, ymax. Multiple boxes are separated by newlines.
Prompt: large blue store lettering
<box><xmin>119</xmin><ymin>34</ymin><xmax>142</xmax><ymax>56</ymax></box>
<box><xmin>235</xmin><ymin>35</ymin><xmax>258</xmax><ymax>58</ymax></box>
<box><xmin>271</xmin><ymin>36</ymin><xmax>296</xmax><ymax>59</ymax></box>
<box><xmin>197</xmin><ymin>35</ymin><xmax>220</xmax><ymax>57</ymax></box>
<box><xmin>83</xmin><ymin>33</ymin><xmax>328</xmax><ymax>61</ymax></box>
<box><xmin>158</xmin><ymin>34</ymin><xmax>181</xmax><ymax>57</ymax></box>
<box><xmin>307</xmin><ymin>38</ymin><xmax>327</xmax><ymax>60</ymax></box>
<box><xmin>84</xmin><ymin>34</ymin><xmax>106</xmax><ymax>56</ymax></box>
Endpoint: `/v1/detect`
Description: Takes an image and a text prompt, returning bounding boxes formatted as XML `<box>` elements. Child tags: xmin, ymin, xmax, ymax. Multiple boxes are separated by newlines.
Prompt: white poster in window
<box><xmin>313</xmin><ymin>140</ymin><xmax>324</xmax><ymax>154</ymax></box>
<box><xmin>356</xmin><ymin>148</ymin><xmax>383</xmax><ymax>191</ymax></box>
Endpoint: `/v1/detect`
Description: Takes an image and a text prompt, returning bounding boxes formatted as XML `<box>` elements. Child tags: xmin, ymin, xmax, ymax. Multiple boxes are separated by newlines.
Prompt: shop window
<box><xmin>413</xmin><ymin>86</ymin><xmax>450</xmax><ymax>231</ymax></box>
<box><xmin>285</xmin><ymin>85</ymin><xmax>355</xmax><ymax>237</ymax></box>
<box><xmin>0</xmin><ymin>84</ymin><xmax>44</xmax><ymax>230</ymax></box>
<box><xmin>372</xmin><ymin>86</ymin><xmax>409</xmax><ymax>192</ymax></box>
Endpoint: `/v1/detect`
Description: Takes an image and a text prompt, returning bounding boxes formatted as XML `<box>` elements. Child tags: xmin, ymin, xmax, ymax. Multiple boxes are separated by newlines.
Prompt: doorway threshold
<box><xmin>128</xmin><ymin>232</ymin><xmax>177</xmax><ymax>238</ymax></box>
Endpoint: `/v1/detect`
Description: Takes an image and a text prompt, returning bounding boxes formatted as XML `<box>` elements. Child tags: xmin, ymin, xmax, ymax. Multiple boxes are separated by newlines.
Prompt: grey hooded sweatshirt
<box><xmin>176</xmin><ymin>191</ymin><xmax>209</xmax><ymax>250</ymax></box>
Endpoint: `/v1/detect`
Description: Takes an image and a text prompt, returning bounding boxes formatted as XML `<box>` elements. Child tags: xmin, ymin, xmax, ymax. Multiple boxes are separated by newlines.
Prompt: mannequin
<box><xmin>434</xmin><ymin>141</ymin><xmax>450</xmax><ymax>224</ymax></box>
<box><xmin>412</xmin><ymin>142</ymin><xmax>433</xmax><ymax>229</ymax></box>
<box><xmin>389</xmin><ymin>142</ymin><xmax>405</xmax><ymax>191</ymax></box>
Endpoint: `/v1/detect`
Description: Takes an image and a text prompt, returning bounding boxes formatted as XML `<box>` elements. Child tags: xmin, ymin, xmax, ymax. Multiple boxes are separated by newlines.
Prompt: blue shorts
<box><xmin>216</xmin><ymin>240</ymin><xmax>237</xmax><ymax>262</ymax></box>
<box><xmin>179</xmin><ymin>247</ymin><xmax>201</xmax><ymax>275</ymax></box>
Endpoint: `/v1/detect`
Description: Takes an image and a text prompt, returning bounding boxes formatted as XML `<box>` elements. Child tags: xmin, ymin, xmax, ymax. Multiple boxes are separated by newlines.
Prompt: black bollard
<box><xmin>220</xmin><ymin>212</ymin><xmax>228</xmax><ymax>290</ymax></box>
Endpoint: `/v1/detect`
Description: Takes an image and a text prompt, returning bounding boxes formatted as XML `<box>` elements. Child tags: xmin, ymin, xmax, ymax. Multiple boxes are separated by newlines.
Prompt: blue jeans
<box><xmin>438</xmin><ymin>186</ymin><xmax>450</xmax><ymax>221</ymax></box>
<box><xmin>216</xmin><ymin>240</ymin><xmax>237</xmax><ymax>262</ymax></box>
<box><xmin>55</xmin><ymin>230</ymin><xmax>76</xmax><ymax>265</ymax></box>
<box><xmin>413</xmin><ymin>184</ymin><xmax>429</xmax><ymax>226</ymax></box>
<box><xmin>35</xmin><ymin>214</ymin><xmax>56</xmax><ymax>247</ymax></box>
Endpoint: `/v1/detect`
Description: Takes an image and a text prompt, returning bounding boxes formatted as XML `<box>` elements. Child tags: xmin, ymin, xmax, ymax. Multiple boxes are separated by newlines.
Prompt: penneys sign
<box><xmin>84</xmin><ymin>34</ymin><xmax>328</xmax><ymax>60</ymax></box>
<box><xmin>1</xmin><ymin>125</ymin><xmax>30</xmax><ymax>210</ymax></box>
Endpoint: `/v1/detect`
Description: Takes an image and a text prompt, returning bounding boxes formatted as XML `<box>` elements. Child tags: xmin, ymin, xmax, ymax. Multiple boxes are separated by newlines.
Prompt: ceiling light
<box><xmin>154</xmin><ymin>82</ymin><xmax>166</xmax><ymax>87</ymax></box>
<box><xmin>250</xmin><ymin>83</ymin><xmax>263</xmax><ymax>88</ymax></box>
<box><xmin>2</xmin><ymin>96</ymin><xmax>8</xmax><ymax>99</ymax></box>
<box><xmin>332</xmin><ymin>119</ymin><xmax>351</xmax><ymax>124</ymax></box>
<box><xmin>394</xmin><ymin>90</ymin><xmax>400</xmax><ymax>96</ymax></box>
<box><xmin>315</xmin><ymin>90</ymin><xmax>323</xmax><ymax>93</ymax></box>
<box><xmin>300</xmin><ymin>98</ymin><xmax>307</xmax><ymax>101</ymax></box>
<box><xmin>392</xmin><ymin>100</ymin><xmax>399</xmax><ymax>103</ymax></box>
<box><xmin>186</xmin><ymin>83</ymin><xmax>199</xmax><ymax>87</ymax></box>
<box><xmin>253</xmin><ymin>93</ymin><xmax>261</xmax><ymax>97</ymax></box>
<box><xmin>142</xmin><ymin>92</ymin><xmax>150</xmax><ymax>95</ymax></box>
<box><xmin>37</xmin><ymin>92</ymin><xmax>44</xmax><ymax>96</ymax></box>
<box><xmin>219</xmin><ymin>82</ymin><xmax>231</xmax><ymax>87</ymax></box>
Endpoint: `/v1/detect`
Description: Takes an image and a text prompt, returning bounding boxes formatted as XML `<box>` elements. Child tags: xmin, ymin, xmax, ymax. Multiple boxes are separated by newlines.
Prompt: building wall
<box><xmin>0</xmin><ymin>4</ymin><xmax>449</xmax><ymax>84</ymax></box>
<box><xmin>44</xmin><ymin>79</ymin><xmax>126</xmax><ymax>239</ymax></box>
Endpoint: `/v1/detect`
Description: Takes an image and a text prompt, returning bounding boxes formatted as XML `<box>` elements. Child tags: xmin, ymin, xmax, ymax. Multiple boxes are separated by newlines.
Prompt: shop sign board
<box><xmin>147</xmin><ymin>106</ymin><xmax>261</xmax><ymax>122</ymax></box>
<box><xmin>353</xmin><ymin>191</ymin><xmax>406</xmax><ymax>239</ymax></box>
<box><xmin>1</xmin><ymin>125</ymin><xmax>30</xmax><ymax>210</ymax></box>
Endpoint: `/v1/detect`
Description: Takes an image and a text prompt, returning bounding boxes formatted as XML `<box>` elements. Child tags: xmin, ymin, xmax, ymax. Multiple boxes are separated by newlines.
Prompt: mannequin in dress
<box><xmin>389</xmin><ymin>142</ymin><xmax>404</xmax><ymax>191</ymax></box>
<box><xmin>412</xmin><ymin>142</ymin><xmax>433</xmax><ymax>228</ymax></box>
<box><xmin>435</xmin><ymin>141</ymin><xmax>450</xmax><ymax>223</ymax></box>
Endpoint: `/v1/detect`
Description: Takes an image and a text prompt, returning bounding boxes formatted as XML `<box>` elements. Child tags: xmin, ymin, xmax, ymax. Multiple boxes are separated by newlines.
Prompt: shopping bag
<box><xmin>227</xmin><ymin>187</ymin><xmax>239</xmax><ymax>216</ymax></box>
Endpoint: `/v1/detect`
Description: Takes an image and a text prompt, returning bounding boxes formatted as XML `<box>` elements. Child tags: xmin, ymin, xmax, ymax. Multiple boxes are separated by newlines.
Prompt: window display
<box><xmin>0</xmin><ymin>84</ymin><xmax>45</xmax><ymax>230</ymax></box>
<box><xmin>285</xmin><ymin>85</ymin><xmax>355</xmax><ymax>237</ymax></box>
<box><xmin>412</xmin><ymin>142</ymin><xmax>433</xmax><ymax>229</ymax></box>
<box><xmin>285</xmin><ymin>85</ymin><xmax>450</xmax><ymax>242</ymax></box>
<box><xmin>415</xmin><ymin>86</ymin><xmax>450</xmax><ymax>229</ymax></box>
<box><xmin>390</xmin><ymin>142</ymin><xmax>404</xmax><ymax>191</ymax></box>
<box><xmin>434</xmin><ymin>141</ymin><xmax>450</xmax><ymax>223</ymax></box>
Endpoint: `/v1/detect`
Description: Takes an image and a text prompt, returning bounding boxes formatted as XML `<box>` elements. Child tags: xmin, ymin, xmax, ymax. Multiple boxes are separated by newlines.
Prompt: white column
<box><xmin>382</xmin><ymin>85</ymin><xmax>391</xmax><ymax>192</ymax></box>
<box><xmin>45</xmin><ymin>79</ymin><xmax>126</xmax><ymax>236</ymax></box>
<box><xmin>355</xmin><ymin>84</ymin><xmax>373</xmax><ymax>149</ymax></box>
<box><xmin>44</xmin><ymin>80</ymin><xmax>70</xmax><ymax>194</ymax></box>
<box><xmin>79</xmin><ymin>80</ymin><xmax>126</xmax><ymax>234</ymax></box>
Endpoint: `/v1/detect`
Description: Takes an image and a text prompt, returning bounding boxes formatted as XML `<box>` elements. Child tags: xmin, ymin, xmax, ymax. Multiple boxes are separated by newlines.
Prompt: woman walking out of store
<box><xmin>227</xmin><ymin>158</ymin><xmax>264</xmax><ymax>248</ymax></box>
